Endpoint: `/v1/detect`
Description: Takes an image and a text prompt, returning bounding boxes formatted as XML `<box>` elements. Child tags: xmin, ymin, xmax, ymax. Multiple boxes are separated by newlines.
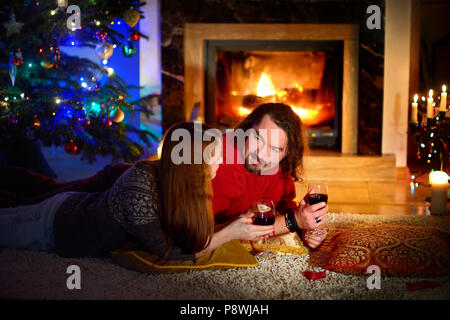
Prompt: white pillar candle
<box><xmin>429</xmin><ymin>171</ymin><xmax>448</xmax><ymax>215</ymax></box>
<box><xmin>427</xmin><ymin>89</ymin><xmax>434</xmax><ymax>118</ymax></box>
<box><xmin>411</xmin><ymin>94</ymin><xmax>418</xmax><ymax>123</ymax></box>
<box><xmin>440</xmin><ymin>85</ymin><xmax>447</xmax><ymax>112</ymax></box>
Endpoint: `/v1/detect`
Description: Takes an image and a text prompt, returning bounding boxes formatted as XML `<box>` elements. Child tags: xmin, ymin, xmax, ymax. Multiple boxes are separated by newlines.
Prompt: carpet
<box><xmin>1</xmin><ymin>213</ymin><xmax>449</xmax><ymax>300</ymax></box>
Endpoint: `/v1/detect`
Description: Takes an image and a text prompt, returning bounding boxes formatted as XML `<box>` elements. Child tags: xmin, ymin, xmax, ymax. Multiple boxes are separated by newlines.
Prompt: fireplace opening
<box><xmin>205</xmin><ymin>40</ymin><xmax>343</xmax><ymax>149</ymax></box>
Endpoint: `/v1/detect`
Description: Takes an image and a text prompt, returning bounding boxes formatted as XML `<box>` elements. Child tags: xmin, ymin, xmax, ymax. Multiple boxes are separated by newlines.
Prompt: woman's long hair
<box><xmin>159</xmin><ymin>122</ymin><xmax>217</xmax><ymax>255</ymax></box>
<box><xmin>236</xmin><ymin>103</ymin><xmax>306</xmax><ymax>182</ymax></box>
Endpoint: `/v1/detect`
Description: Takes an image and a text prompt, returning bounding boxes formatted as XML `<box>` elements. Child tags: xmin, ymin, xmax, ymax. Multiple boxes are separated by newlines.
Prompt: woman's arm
<box><xmin>195</xmin><ymin>212</ymin><xmax>274</xmax><ymax>258</ymax></box>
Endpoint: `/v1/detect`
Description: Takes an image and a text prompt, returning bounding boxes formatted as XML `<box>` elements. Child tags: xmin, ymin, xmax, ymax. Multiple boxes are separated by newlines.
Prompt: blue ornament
<box><xmin>121</xmin><ymin>41</ymin><xmax>136</xmax><ymax>57</ymax></box>
<box><xmin>9</xmin><ymin>52</ymin><xmax>17</xmax><ymax>86</ymax></box>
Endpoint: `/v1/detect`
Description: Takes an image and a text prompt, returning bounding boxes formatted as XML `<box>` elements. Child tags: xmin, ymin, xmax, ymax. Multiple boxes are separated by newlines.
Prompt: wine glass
<box><xmin>250</xmin><ymin>198</ymin><xmax>275</xmax><ymax>256</ymax></box>
<box><xmin>305</xmin><ymin>182</ymin><xmax>328</xmax><ymax>237</ymax></box>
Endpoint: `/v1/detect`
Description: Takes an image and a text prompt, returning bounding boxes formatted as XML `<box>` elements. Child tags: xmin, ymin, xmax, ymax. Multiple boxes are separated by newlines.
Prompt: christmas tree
<box><xmin>0</xmin><ymin>0</ymin><xmax>158</xmax><ymax>177</ymax></box>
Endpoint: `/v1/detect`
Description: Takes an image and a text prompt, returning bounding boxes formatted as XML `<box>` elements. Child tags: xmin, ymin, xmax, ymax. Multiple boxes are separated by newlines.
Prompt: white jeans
<box><xmin>0</xmin><ymin>192</ymin><xmax>76</xmax><ymax>252</ymax></box>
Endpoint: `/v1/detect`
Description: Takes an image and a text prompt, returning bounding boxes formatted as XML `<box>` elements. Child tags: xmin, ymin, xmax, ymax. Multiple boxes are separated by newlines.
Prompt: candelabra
<box><xmin>408</xmin><ymin>91</ymin><xmax>449</xmax><ymax>203</ymax></box>
<box><xmin>410</xmin><ymin>111</ymin><xmax>448</xmax><ymax>172</ymax></box>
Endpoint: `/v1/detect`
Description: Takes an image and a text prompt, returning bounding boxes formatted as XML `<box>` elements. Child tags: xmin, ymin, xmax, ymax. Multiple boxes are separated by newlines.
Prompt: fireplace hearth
<box><xmin>185</xmin><ymin>23</ymin><xmax>359</xmax><ymax>154</ymax></box>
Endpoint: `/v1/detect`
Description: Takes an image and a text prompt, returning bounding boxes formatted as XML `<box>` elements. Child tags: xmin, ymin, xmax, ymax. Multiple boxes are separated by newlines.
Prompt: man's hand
<box><xmin>294</xmin><ymin>197</ymin><xmax>328</xmax><ymax>230</ymax></box>
<box><xmin>302</xmin><ymin>231</ymin><xmax>326</xmax><ymax>249</ymax></box>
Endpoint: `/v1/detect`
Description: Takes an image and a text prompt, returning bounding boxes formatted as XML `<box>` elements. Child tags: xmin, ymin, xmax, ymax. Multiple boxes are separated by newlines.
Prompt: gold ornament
<box><xmin>123</xmin><ymin>8</ymin><xmax>140</xmax><ymax>28</ymax></box>
<box><xmin>110</xmin><ymin>107</ymin><xmax>125</xmax><ymax>122</ymax></box>
<box><xmin>95</xmin><ymin>41</ymin><xmax>114</xmax><ymax>60</ymax></box>
<box><xmin>57</xmin><ymin>0</ymin><xmax>68</xmax><ymax>8</ymax></box>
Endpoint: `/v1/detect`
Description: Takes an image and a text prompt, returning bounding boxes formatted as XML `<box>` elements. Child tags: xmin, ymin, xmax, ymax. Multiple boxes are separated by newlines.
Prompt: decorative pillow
<box><xmin>240</xmin><ymin>232</ymin><xmax>308</xmax><ymax>256</ymax></box>
<box><xmin>110</xmin><ymin>240</ymin><xmax>258</xmax><ymax>274</ymax></box>
<box><xmin>326</xmin><ymin>225</ymin><xmax>450</xmax><ymax>276</ymax></box>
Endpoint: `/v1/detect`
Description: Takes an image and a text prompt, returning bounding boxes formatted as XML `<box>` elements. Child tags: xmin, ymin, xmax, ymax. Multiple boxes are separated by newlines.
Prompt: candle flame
<box><xmin>442</xmin><ymin>85</ymin><xmax>447</xmax><ymax>93</ymax></box>
<box><xmin>428</xmin><ymin>89</ymin><xmax>433</xmax><ymax>98</ymax></box>
<box><xmin>429</xmin><ymin>171</ymin><xmax>448</xmax><ymax>185</ymax></box>
<box><xmin>413</xmin><ymin>94</ymin><xmax>418</xmax><ymax>103</ymax></box>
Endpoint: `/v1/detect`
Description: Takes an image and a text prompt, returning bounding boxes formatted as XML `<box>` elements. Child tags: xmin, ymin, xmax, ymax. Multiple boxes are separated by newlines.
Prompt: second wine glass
<box><xmin>250</xmin><ymin>198</ymin><xmax>275</xmax><ymax>256</ymax></box>
<box><xmin>305</xmin><ymin>182</ymin><xmax>328</xmax><ymax>237</ymax></box>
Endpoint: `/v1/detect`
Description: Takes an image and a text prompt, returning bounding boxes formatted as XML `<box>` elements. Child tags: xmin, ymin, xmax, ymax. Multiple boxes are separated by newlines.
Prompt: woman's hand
<box><xmin>224</xmin><ymin>212</ymin><xmax>275</xmax><ymax>242</ymax></box>
<box><xmin>194</xmin><ymin>212</ymin><xmax>274</xmax><ymax>258</ymax></box>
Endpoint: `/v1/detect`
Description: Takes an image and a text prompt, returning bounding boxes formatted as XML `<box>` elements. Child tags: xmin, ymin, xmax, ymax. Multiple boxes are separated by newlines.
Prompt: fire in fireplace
<box><xmin>205</xmin><ymin>40</ymin><xmax>343</xmax><ymax>148</ymax></box>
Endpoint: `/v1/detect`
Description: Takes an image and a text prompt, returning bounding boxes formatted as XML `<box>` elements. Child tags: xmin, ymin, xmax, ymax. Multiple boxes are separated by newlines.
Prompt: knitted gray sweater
<box><xmin>53</xmin><ymin>160</ymin><xmax>195</xmax><ymax>261</ymax></box>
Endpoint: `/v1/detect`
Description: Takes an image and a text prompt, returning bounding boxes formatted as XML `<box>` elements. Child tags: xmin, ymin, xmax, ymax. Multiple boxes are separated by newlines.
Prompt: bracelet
<box><xmin>285</xmin><ymin>212</ymin><xmax>296</xmax><ymax>232</ymax></box>
<box><xmin>286</xmin><ymin>212</ymin><xmax>302</xmax><ymax>238</ymax></box>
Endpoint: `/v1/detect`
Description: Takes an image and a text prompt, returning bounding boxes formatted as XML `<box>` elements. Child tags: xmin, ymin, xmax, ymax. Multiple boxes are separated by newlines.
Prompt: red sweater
<box><xmin>212</xmin><ymin>133</ymin><xmax>298</xmax><ymax>223</ymax></box>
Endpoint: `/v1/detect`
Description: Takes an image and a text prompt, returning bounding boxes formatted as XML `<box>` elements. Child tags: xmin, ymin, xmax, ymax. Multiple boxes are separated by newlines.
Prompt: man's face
<box><xmin>244</xmin><ymin>114</ymin><xmax>288</xmax><ymax>174</ymax></box>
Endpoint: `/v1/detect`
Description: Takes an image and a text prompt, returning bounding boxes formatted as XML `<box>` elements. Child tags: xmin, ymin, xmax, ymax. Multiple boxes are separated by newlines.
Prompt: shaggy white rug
<box><xmin>1</xmin><ymin>213</ymin><xmax>449</xmax><ymax>300</ymax></box>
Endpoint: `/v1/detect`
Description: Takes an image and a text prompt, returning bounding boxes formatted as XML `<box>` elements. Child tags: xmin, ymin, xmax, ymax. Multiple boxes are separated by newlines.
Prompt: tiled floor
<box><xmin>293</xmin><ymin>167</ymin><xmax>442</xmax><ymax>215</ymax></box>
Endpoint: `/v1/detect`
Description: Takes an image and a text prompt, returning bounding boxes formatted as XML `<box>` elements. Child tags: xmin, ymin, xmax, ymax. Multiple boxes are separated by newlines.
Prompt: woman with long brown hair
<box><xmin>0</xmin><ymin>122</ymin><xmax>274</xmax><ymax>259</ymax></box>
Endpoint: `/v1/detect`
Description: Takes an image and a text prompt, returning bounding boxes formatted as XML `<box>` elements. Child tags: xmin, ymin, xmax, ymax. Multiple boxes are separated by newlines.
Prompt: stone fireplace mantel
<box><xmin>184</xmin><ymin>23</ymin><xmax>359</xmax><ymax>154</ymax></box>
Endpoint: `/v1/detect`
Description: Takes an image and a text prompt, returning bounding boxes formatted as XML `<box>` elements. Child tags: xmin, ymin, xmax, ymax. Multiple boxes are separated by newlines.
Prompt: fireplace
<box><xmin>204</xmin><ymin>40</ymin><xmax>343</xmax><ymax>148</ymax></box>
<box><xmin>185</xmin><ymin>23</ymin><xmax>359</xmax><ymax>154</ymax></box>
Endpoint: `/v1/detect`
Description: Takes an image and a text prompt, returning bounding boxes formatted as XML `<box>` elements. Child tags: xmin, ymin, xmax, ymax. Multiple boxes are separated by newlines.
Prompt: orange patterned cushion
<box><xmin>326</xmin><ymin>225</ymin><xmax>450</xmax><ymax>276</ymax></box>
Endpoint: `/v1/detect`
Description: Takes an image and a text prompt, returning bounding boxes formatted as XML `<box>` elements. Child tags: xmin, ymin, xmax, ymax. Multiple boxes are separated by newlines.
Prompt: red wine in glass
<box><xmin>250</xmin><ymin>199</ymin><xmax>275</xmax><ymax>256</ymax></box>
<box><xmin>307</xmin><ymin>193</ymin><xmax>328</xmax><ymax>205</ymax></box>
<box><xmin>306</xmin><ymin>183</ymin><xmax>328</xmax><ymax>237</ymax></box>
<box><xmin>253</xmin><ymin>212</ymin><xmax>276</xmax><ymax>225</ymax></box>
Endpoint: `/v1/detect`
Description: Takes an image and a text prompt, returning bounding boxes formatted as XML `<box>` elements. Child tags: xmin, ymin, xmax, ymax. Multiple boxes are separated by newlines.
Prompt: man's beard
<box><xmin>244</xmin><ymin>152</ymin><xmax>268</xmax><ymax>174</ymax></box>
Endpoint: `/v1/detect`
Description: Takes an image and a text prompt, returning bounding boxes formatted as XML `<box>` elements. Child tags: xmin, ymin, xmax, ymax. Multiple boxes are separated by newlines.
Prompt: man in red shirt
<box><xmin>212</xmin><ymin>103</ymin><xmax>327</xmax><ymax>249</ymax></box>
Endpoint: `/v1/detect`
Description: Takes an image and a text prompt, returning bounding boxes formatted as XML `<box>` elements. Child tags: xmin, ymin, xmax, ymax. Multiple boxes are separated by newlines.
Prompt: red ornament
<box><xmin>95</xmin><ymin>30</ymin><xmax>108</xmax><ymax>41</ymax></box>
<box><xmin>13</xmin><ymin>49</ymin><xmax>23</xmax><ymax>66</ymax></box>
<box><xmin>105</xmin><ymin>118</ymin><xmax>113</xmax><ymax>127</ymax></box>
<box><xmin>64</xmin><ymin>140</ymin><xmax>78</xmax><ymax>154</ymax></box>
<box><xmin>129</xmin><ymin>30</ymin><xmax>141</xmax><ymax>41</ymax></box>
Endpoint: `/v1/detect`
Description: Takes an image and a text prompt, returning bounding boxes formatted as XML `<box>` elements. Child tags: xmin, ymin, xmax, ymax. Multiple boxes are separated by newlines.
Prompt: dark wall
<box><xmin>161</xmin><ymin>0</ymin><xmax>385</xmax><ymax>155</ymax></box>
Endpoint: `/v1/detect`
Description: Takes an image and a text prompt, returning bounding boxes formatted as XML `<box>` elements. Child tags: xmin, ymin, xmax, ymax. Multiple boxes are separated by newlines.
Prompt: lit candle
<box><xmin>429</xmin><ymin>171</ymin><xmax>448</xmax><ymax>215</ymax></box>
<box><xmin>427</xmin><ymin>89</ymin><xmax>434</xmax><ymax>118</ymax></box>
<box><xmin>440</xmin><ymin>85</ymin><xmax>447</xmax><ymax>112</ymax></box>
<box><xmin>411</xmin><ymin>94</ymin><xmax>418</xmax><ymax>123</ymax></box>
